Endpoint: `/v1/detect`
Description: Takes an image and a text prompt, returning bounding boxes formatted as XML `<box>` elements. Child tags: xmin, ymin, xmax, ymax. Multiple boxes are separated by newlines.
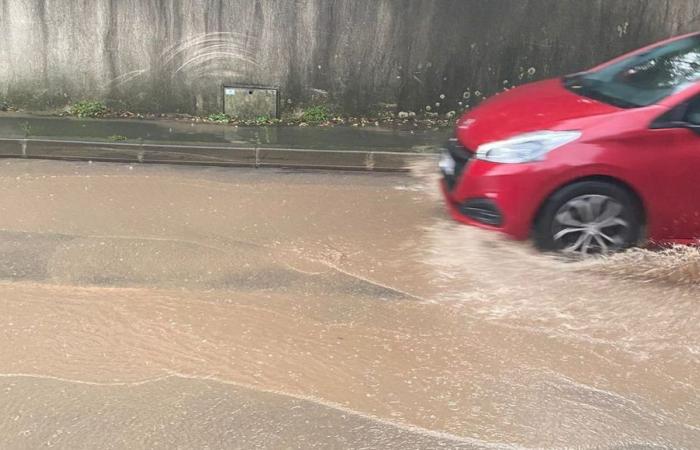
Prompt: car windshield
<box><xmin>564</xmin><ymin>34</ymin><xmax>700</xmax><ymax>108</ymax></box>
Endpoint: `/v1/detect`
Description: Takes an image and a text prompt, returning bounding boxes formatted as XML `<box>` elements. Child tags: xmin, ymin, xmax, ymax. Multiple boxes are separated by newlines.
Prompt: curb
<box><xmin>0</xmin><ymin>138</ymin><xmax>438</xmax><ymax>172</ymax></box>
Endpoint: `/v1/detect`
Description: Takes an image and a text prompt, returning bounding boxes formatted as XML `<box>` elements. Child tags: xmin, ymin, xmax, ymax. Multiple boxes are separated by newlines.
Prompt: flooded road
<box><xmin>0</xmin><ymin>159</ymin><xmax>697</xmax><ymax>449</ymax></box>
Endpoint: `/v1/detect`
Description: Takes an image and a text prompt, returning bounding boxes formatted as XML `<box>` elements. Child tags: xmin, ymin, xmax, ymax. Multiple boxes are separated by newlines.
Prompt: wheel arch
<box><xmin>531</xmin><ymin>175</ymin><xmax>648</xmax><ymax>235</ymax></box>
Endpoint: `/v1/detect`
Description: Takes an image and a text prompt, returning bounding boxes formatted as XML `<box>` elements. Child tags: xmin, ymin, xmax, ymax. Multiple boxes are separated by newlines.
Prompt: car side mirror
<box><xmin>651</xmin><ymin>101</ymin><xmax>700</xmax><ymax>135</ymax></box>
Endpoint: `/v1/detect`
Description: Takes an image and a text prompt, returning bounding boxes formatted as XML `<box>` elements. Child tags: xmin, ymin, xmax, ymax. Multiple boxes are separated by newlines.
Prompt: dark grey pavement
<box><xmin>0</xmin><ymin>114</ymin><xmax>445</xmax><ymax>171</ymax></box>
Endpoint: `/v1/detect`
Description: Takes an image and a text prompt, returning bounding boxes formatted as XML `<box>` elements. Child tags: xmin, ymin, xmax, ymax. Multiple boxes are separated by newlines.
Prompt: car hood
<box><xmin>456</xmin><ymin>78</ymin><xmax>620</xmax><ymax>150</ymax></box>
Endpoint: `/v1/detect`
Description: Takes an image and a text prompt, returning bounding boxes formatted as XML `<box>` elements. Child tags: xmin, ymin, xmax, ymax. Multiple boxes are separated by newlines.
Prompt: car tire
<box><xmin>534</xmin><ymin>181</ymin><xmax>642</xmax><ymax>255</ymax></box>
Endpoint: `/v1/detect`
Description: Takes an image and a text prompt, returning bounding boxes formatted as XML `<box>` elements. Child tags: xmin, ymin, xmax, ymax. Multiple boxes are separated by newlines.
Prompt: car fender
<box><xmin>529</xmin><ymin>163</ymin><xmax>647</xmax><ymax>227</ymax></box>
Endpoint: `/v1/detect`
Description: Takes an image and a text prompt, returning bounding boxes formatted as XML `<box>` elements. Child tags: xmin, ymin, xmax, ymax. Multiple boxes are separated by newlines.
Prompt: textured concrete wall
<box><xmin>1</xmin><ymin>0</ymin><xmax>699</xmax><ymax>115</ymax></box>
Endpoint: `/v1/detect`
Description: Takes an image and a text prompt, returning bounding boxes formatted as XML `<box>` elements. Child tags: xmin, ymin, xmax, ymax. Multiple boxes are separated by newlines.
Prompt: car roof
<box><xmin>589</xmin><ymin>31</ymin><xmax>700</xmax><ymax>72</ymax></box>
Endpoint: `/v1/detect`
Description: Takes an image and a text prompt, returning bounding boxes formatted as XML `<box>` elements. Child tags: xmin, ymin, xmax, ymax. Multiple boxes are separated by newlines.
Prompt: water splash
<box><xmin>408</xmin><ymin>158</ymin><xmax>700</xmax><ymax>361</ymax></box>
<box><xmin>589</xmin><ymin>245</ymin><xmax>700</xmax><ymax>286</ymax></box>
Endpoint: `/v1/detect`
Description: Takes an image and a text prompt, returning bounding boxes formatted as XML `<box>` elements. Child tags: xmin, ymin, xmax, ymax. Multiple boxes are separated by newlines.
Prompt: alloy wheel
<box><xmin>552</xmin><ymin>194</ymin><xmax>630</xmax><ymax>255</ymax></box>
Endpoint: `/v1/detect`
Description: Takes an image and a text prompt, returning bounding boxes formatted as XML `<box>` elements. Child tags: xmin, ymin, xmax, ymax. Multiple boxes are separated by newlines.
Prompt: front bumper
<box><xmin>440</xmin><ymin>147</ymin><xmax>544</xmax><ymax>240</ymax></box>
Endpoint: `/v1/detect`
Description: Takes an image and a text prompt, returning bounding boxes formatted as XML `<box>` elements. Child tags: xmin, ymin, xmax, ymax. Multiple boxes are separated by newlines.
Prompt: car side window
<box><xmin>686</xmin><ymin>97</ymin><xmax>700</xmax><ymax>125</ymax></box>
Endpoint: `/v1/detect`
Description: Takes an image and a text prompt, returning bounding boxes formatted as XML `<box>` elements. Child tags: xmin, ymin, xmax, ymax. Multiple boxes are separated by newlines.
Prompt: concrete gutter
<box><xmin>0</xmin><ymin>138</ymin><xmax>438</xmax><ymax>172</ymax></box>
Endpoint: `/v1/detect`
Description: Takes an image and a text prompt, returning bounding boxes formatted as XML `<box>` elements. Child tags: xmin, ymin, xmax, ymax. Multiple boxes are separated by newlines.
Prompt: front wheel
<box><xmin>534</xmin><ymin>181</ymin><xmax>643</xmax><ymax>256</ymax></box>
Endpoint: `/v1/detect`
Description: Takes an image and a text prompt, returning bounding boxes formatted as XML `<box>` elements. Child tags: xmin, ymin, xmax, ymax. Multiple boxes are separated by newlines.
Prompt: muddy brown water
<box><xmin>0</xmin><ymin>159</ymin><xmax>697</xmax><ymax>449</ymax></box>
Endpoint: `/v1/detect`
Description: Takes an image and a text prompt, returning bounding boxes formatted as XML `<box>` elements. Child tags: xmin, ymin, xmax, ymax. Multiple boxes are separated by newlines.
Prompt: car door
<box><xmin>648</xmin><ymin>95</ymin><xmax>700</xmax><ymax>241</ymax></box>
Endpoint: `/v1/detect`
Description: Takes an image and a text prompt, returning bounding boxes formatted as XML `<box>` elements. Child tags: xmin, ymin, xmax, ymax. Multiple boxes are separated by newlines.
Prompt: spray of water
<box><xmin>407</xmin><ymin>158</ymin><xmax>699</xmax><ymax>365</ymax></box>
<box><xmin>591</xmin><ymin>245</ymin><xmax>700</xmax><ymax>286</ymax></box>
<box><xmin>409</xmin><ymin>158</ymin><xmax>700</xmax><ymax>288</ymax></box>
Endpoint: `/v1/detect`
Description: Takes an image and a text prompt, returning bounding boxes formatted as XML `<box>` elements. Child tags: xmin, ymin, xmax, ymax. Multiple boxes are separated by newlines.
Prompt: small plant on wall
<box><xmin>301</xmin><ymin>106</ymin><xmax>329</xmax><ymax>124</ymax></box>
<box><xmin>70</xmin><ymin>101</ymin><xmax>108</xmax><ymax>118</ymax></box>
<box><xmin>108</xmin><ymin>135</ymin><xmax>128</xmax><ymax>142</ymax></box>
<box><xmin>254</xmin><ymin>115</ymin><xmax>272</xmax><ymax>125</ymax></box>
<box><xmin>207</xmin><ymin>113</ymin><xmax>232</xmax><ymax>123</ymax></box>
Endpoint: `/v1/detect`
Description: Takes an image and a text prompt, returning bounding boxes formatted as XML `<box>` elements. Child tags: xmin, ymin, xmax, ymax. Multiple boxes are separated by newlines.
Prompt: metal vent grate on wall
<box><xmin>223</xmin><ymin>85</ymin><xmax>278</xmax><ymax>119</ymax></box>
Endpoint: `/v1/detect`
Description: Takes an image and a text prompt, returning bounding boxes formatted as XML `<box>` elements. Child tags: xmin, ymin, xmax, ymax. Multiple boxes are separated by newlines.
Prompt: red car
<box><xmin>441</xmin><ymin>32</ymin><xmax>700</xmax><ymax>255</ymax></box>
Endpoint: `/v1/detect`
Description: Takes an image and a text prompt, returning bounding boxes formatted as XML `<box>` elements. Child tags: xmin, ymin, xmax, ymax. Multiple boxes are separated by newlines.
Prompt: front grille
<box><xmin>441</xmin><ymin>138</ymin><xmax>472</xmax><ymax>191</ymax></box>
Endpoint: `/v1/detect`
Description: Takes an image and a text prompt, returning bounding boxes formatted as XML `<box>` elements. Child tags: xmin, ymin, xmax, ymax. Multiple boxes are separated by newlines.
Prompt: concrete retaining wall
<box><xmin>1</xmin><ymin>0</ymin><xmax>699</xmax><ymax>115</ymax></box>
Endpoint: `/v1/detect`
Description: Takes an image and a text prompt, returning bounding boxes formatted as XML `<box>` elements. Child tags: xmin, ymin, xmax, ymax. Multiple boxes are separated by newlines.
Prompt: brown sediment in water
<box><xmin>0</xmin><ymin>159</ymin><xmax>697</xmax><ymax>448</ymax></box>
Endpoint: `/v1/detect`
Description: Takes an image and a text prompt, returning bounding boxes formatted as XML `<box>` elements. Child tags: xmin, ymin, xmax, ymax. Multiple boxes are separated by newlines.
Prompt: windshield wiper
<box><xmin>581</xmin><ymin>89</ymin><xmax>640</xmax><ymax>109</ymax></box>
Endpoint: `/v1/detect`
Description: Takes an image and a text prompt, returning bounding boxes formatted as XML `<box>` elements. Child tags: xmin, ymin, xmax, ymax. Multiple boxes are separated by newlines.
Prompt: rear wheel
<box><xmin>534</xmin><ymin>181</ymin><xmax>642</xmax><ymax>255</ymax></box>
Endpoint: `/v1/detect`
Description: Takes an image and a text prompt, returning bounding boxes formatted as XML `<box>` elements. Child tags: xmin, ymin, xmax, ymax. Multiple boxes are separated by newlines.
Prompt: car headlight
<box><xmin>475</xmin><ymin>131</ymin><xmax>581</xmax><ymax>164</ymax></box>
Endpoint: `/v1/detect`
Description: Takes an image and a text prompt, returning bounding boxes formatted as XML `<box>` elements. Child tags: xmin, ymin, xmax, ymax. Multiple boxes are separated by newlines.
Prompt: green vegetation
<box><xmin>254</xmin><ymin>115</ymin><xmax>271</xmax><ymax>125</ymax></box>
<box><xmin>207</xmin><ymin>113</ymin><xmax>231</xmax><ymax>123</ymax></box>
<box><xmin>20</xmin><ymin>121</ymin><xmax>32</xmax><ymax>137</ymax></box>
<box><xmin>108</xmin><ymin>135</ymin><xmax>128</xmax><ymax>142</ymax></box>
<box><xmin>70</xmin><ymin>100</ymin><xmax>108</xmax><ymax>118</ymax></box>
<box><xmin>301</xmin><ymin>106</ymin><xmax>329</xmax><ymax>123</ymax></box>
<box><xmin>13</xmin><ymin>101</ymin><xmax>457</xmax><ymax>129</ymax></box>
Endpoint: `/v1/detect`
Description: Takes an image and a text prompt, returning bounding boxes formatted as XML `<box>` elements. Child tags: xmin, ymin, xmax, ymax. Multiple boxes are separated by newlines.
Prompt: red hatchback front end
<box><xmin>441</xmin><ymin>77</ymin><xmax>628</xmax><ymax>241</ymax></box>
<box><xmin>442</xmin><ymin>33</ymin><xmax>700</xmax><ymax>253</ymax></box>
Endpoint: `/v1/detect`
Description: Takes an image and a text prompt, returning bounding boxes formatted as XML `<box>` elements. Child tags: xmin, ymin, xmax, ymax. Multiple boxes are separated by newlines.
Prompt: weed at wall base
<box><xmin>70</xmin><ymin>101</ymin><xmax>108</xmax><ymax>118</ymax></box>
